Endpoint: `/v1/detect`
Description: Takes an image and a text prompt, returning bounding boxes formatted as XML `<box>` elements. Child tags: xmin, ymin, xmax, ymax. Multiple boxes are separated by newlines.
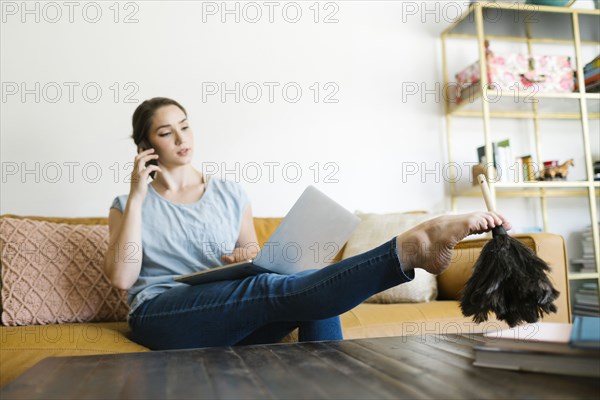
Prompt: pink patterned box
<box><xmin>454</xmin><ymin>45</ymin><xmax>574</xmax><ymax>102</ymax></box>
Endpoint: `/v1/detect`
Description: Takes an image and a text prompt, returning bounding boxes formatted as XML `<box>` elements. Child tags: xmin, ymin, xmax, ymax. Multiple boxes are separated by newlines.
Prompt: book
<box><xmin>570</xmin><ymin>258</ymin><xmax>597</xmax><ymax>272</ymax></box>
<box><xmin>573</xmin><ymin>309</ymin><xmax>600</xmax><ymax>317</ymax></box>
<box><xmin>575</xmin><ymin>55</ymin><xmax>600</xmax><ymax>92</ymax></box>
<box><xmin>476</xmin><ymin>139</ymin><xmax>513</xmax><ymax>182</ymax></box>
<box><xmin>583</xmin><ymin>55</ymin><xmax>600</xmax><ymax>72</ymax></box>
<box><xmin>584</xmin><ymin>67</ymin><xmax>600</xmax><ymax>79</ymax></box>
<box><xmin>477</xmin><ymin>144</ymin><xmax>494</xmax><ymax>166</ymax></box>
<box><xmin>570</xmin><ymin>316</ymin><xmax>600</xmax><ymax>349</ymax></box>
<box><xmin>582</xmin><ymin>240</ymin><xmax>595</xmax><ymax>257</ymax></box>
<box><xmin>586</xmin><ymin>79</ymin><xmax>600</xmax><ymax>93</ymax></box>
<box><xmin>496</xmin><ymin>139</ymin><xmax>512</xmax><ymax>182</ymax></box>
<box><xmin>515</xmin><ymin>156</ymin><xmax>524</xmax><ymax>183</ymax></box>
<box><xmin>574</xmin><ymin>304</ymin><xmax>600</xmax><ymax>314</ymax></box>
<box><xmin>572</xmin><ymin>282</ymin><xmax>600</xmax><ymax>317</ymax></box>
<box><xmin>575</xmin><ymin>294</ymin><xmax>600</xmax><ymax>305</ymax></box>
<box><xmin>476</xmin><ymin>144</ymin><xmax>498</xmax><ymax>182</ymax></box>
<box><xmin>473</xmin><ymin>323</ymin><xmax>600</xmax><ymax>377</ymax></box>
<box><xmin>473</xmin><ymin>347</ymin><xmax>600</xmax><ymax>377</ymax></box>
<box><xmin>583</xmin><ymin>72</ymin><xmax>600</xmax><ymax>86</ymax></box>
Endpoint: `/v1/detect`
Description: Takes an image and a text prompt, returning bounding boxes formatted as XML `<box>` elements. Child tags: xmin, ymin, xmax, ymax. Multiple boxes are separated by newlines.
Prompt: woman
<box><xmin>104</xmin><ymin>97</ymin><xmax>511</xmax><ymax>350</ymax></box>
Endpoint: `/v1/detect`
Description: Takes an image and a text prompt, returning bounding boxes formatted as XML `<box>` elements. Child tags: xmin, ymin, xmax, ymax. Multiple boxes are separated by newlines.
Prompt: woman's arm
<box><xmin>103</xmin><ymin>197</ymin><xmax>144</xmax><ymax>290</ymax></box>
<box><xmin>103</xmin><ymin>148</ymin><xmax>160</xmax><ymax>289</ymax></box>
<box><xmin>221</xmin><ymin>203</ymin><xmax>260</xmax><ymax>264</ymax></box>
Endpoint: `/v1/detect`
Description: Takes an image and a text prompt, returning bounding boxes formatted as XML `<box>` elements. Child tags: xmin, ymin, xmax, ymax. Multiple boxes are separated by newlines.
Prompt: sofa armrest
<box><xmin>436</xmin><ymin>233</ymin><xmax>571</xmax><ymax>323</ymax></box>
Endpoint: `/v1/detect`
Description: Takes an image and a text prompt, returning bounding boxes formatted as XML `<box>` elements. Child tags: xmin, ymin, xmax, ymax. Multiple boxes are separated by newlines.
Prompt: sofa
<box><xmin>0</xmin><ymin>214</ymin><xmax>571</xmax><ymax>388</ymax></box>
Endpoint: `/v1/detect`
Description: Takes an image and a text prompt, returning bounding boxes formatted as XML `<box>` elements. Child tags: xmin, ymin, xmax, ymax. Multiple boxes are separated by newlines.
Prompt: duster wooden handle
<box><xmin>477</xmin><ymin>174</ymin><xmax>496</xmax><ymax>212</ymax></box>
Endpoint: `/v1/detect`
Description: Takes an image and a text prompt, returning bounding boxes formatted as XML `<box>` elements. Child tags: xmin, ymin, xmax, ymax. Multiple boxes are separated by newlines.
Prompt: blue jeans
<box><xmin>128</xmin><ymin>237</ymin><xmax>414</xmax><ymax>350</ymax></box>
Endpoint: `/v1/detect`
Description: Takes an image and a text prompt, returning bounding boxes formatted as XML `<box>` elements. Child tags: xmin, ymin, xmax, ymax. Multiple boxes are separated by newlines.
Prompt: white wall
<box><xmin>1</xmin><ymin>0</ymin><xmax>462</xmax><ymax>217</ymax></box>
<box><xmin>1</xmin><ymin>1</ymin><xmax>598</xmax><ymax>255</ymax></box>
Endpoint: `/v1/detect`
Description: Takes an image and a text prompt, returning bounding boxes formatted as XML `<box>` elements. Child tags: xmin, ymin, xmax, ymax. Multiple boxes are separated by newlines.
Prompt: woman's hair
<box><xmin>131</xmin><ymin>97</ymin><xmax>187</xmax><ymax>179</ymax></box>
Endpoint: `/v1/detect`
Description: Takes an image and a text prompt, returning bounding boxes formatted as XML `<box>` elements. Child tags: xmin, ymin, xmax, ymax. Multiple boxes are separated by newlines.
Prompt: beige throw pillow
<box><xmin>342</xmin><ymin>212</ymin><xmax>442</xmax><ymax>304</ymax></box>
<box><xmin>0</xmin><ymin>218</ymin><xmax>128</xmax><ymax>326</ymax></box>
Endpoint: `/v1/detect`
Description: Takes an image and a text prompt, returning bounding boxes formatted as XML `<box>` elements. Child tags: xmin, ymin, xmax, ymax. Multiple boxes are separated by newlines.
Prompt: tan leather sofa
<box><xmin>0</xmin><ymin>216</ymin><xmax>570</xmax><ymax>387</ymax></box>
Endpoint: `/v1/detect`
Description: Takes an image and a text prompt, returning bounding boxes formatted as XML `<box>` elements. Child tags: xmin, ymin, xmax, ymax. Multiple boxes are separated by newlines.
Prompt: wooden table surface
<box><xmin>2</xmin><ymin>334</ymin><xmax>598</xmax><ymax>399</ymax></box>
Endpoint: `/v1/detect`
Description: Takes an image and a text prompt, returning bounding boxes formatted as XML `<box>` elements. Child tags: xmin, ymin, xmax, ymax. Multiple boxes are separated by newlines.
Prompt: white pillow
<box><xmin>342</xmin><ymin>212</ymin><xmax>443</xmax><ymax>304</ymax></box>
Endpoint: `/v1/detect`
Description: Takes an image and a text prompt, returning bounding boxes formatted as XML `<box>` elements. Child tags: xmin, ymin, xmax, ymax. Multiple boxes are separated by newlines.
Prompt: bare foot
<box><xmin>396</xmin><ymin>212</ymin><xmax>512</xmax><ymax>275</ymax></box>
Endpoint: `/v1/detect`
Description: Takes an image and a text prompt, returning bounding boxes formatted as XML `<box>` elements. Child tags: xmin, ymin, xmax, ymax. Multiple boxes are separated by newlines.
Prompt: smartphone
<box><xmin>138</xmin><ymin>140</ymin><xmax>159</xmax><ymax>178</ymax></box>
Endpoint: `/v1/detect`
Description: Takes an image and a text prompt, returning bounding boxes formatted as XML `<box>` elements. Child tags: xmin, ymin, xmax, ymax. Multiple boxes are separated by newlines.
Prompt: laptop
<box><xmin>174</xmin><ymin>185</ymin><xmax>361</xmax><ymax>285</ymax></box>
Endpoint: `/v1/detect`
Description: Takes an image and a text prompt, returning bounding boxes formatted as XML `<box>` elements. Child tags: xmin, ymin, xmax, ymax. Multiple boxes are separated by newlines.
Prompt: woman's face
<box><xmin>147</xmin><ymin>105</ymin><xmax>194</xmax><ymax>166</ymax></box>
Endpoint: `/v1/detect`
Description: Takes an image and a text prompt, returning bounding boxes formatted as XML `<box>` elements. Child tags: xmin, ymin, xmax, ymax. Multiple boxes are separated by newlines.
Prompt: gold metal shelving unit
<box><xmin>441</xmin><ymin>2</ymin><xmax>600</xmax><ymax>320</ymax></box>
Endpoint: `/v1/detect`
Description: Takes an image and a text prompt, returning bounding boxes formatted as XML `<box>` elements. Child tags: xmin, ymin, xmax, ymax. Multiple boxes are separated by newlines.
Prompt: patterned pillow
<box><xmin>0</xmin><ymin>218</ymin><xmax>128</xmax><ymax>326</ymax></box>
<box><xmin>342</xmin><ymin>212</ymin><xmax>442</xmax><ymax>304</ymax></box>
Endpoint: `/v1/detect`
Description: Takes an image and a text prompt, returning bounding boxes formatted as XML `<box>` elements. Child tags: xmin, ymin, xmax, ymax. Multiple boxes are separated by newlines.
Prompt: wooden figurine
<box><xmin>540</xmin><ymin>159</ymin><xmax>574</xmax><ymax>180</ymax></box>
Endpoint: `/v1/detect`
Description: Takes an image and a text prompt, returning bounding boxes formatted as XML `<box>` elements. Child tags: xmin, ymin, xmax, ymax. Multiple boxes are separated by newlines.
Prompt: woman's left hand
<box><xmin>221</xmin><ymin>245</ymin><xmax>260</xmax><ymax>265</ymax></box>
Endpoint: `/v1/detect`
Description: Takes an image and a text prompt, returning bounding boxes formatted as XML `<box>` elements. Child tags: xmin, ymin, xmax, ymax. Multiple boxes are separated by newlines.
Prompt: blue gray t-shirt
<box><xmin>109</xmin><ymin>177</ymin><xmax>250</xmax><ymax>317</ymax></box>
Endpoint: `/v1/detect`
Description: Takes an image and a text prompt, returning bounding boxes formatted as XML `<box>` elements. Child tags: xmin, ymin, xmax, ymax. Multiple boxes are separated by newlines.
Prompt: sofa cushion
<box><xmin>0</xmin><ymin>215</ymin><xmax>110</xmax><ymax>226</ymax></box>
<box><xmin>340</xmin><ymin>302</ymin><xmax>511</xmax><ymax>339</ymax></box>
<box><xmin>0</xmin><ymin>322</ymin><xmax>149</xmax><ymax>387</ymax></box>
<box><xmin>342</xmin><ymin>212</ymin><xmax>440</xmax><ymax>303</ymax></box>
<box><xmin>0</xmin><ymin>217</ymin><xmax>128</xmax><ymax>326</ymax></box>
<box><xmin>253</xmin><ymin>217</ymin><xmax>344</xmax><ymax>263</ymax></box>
<box><xmin>253</xmin><ymin>217</ymin><xmax>283</xmax><ymax>247</ymax></box>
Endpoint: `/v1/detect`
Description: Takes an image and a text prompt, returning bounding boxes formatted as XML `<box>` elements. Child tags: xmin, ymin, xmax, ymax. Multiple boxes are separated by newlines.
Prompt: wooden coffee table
<box><xmin>2</xmin><ymin>334</ymin><xmax>598</xmax><ymax>399</ymax></box>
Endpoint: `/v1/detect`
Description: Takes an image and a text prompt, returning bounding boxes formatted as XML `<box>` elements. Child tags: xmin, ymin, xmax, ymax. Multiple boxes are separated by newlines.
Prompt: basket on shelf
<box><xmin>453</xmin><ymin>41</ymin><xmax>575</xmax><ymax>103</ymax></box>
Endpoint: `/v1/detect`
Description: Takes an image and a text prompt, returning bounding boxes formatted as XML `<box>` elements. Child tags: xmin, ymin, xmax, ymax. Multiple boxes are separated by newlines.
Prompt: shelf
<box><xmin>569</xmin><ymin>273</ymin><xmax>600</xmax><ymax>280</ymax></box>
<box><xmin>442</xmin><ymin>1</ymin><xmax>600</xmax><ymax>323</ymax></box>
<box><xmin>443</xmin><ymin>3</ymin><xmax>600</xmax><ymax>45</ymax></box>
<box><xmin>457</xmin><ymin>184</ymin><xmax>600</xmax><ymax>198</ymax></box>
<box><xmin>493</xmin><ymin>181</ymin><xmax>600</xmax><ymax>188</ymax></box>
<box><xmin>446</xmin><ymin>82</ymin><xmax>600</xmax><ymax>119</ymax></box>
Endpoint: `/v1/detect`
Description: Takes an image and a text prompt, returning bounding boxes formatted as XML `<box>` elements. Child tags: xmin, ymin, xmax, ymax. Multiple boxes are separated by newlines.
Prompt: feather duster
<box><xmin>460</xmin><ymin>175</ymin><xmax>560</xmax><ymax>327</ymax></box>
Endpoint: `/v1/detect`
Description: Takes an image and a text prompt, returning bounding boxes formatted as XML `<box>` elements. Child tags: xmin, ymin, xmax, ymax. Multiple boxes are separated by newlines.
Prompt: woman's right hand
<box><xmin>129</xmin><ymin>148</ymin><xmax>161</xmax><ymax>202</ymax></box>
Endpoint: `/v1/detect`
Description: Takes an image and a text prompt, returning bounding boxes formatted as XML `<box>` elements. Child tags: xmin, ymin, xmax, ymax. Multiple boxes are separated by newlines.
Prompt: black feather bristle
<box><xmin>460</xmin><ymin>226</ymin><xmax>560</xmax><ymax>328</ymax></box>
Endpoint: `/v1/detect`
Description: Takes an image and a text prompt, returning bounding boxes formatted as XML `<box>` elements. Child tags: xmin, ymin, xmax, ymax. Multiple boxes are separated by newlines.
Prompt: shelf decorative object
<box><xmin>539</xmin><ymin>159</ymin><xmax>575</xmax><ymax>180</ymax></box>
<box><xmin>454</xmin><ymin>40</ymin><xmax>575</xmax><ymax>104</ymax></box>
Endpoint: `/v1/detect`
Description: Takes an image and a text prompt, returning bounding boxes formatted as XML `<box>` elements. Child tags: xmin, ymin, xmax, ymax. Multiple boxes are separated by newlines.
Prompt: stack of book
<box><xmin>570</xmin><ymin>224</ymin><xmax>599</xmax><ymax>274</ymax></box>
<box><xmin>575</xmin><ymin>55</ymin><xmax>600</xmax><ymax>93</ymax></box>
<box><xmin>473</xmin><ymin>318</ymin><xmax>600</xmax><ymax>377</ymax></box>
<box><xmin>476</xmin><ymin>140</ymin><xmax>513</xmax><ymax>183</ymax></box>
<box><xmin>476</xmin><ymin>140</ymin><xmax>537</xmax><ymax>183</ymax></box>
<box><xmin>572</xmin><ymin>282</ymin><xmax>600</xmax><ymax>317</ymax></box>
